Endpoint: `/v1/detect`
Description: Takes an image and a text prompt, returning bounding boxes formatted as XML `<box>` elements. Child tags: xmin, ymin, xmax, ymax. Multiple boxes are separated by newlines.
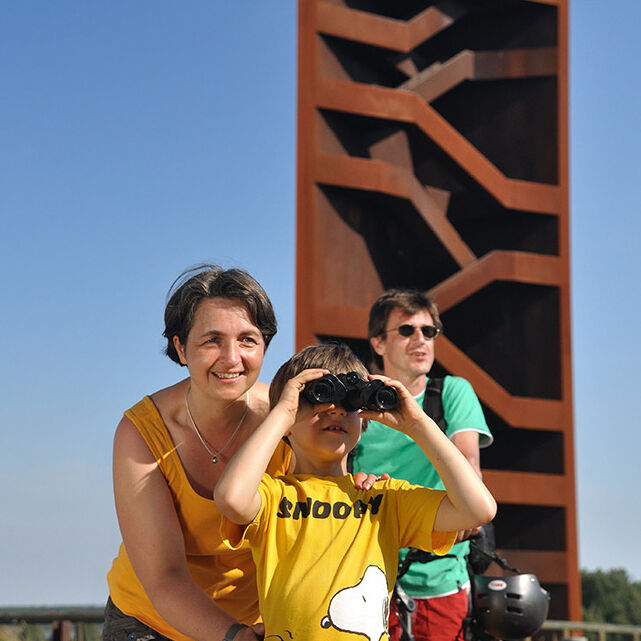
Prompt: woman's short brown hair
<box><xmin>163</xmin><ymin>264</ymin><xmax>277</xmax><ymax>365</ymax></box>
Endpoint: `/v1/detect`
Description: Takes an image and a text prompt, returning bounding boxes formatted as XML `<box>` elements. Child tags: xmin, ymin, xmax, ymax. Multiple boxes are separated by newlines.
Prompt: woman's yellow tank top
<box><xmin>107</xmin><ymin>396</ymin><xmax>291</xmax><ymax>640</ymax></box>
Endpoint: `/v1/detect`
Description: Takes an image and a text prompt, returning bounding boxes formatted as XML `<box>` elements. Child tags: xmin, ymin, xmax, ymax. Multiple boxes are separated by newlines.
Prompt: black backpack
<box><xmin>422</xmin><ymin>377</ymin><xmax>447</xmax><ymax>433</ymax></box>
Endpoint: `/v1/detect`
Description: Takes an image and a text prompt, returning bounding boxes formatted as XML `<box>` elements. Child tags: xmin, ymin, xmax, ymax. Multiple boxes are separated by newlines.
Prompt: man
<box><xmin>352</xmin><ymin>289</ymin><xmax>493</xmax><ymax>641</ymax></box>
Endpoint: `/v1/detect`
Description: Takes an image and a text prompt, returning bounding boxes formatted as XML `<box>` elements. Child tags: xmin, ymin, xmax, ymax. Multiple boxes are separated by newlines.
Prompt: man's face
<box><xmin>371</xmin><ymin>307</ymin><xmax>437</xmax><ymax>381</ymax></box>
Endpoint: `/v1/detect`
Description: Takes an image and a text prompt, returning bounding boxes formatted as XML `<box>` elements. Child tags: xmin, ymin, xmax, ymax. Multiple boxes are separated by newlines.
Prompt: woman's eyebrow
<box><xmin>198</xmin><ymin>329</ymin><xmax>223</xmax><ymax>339</ymax></box>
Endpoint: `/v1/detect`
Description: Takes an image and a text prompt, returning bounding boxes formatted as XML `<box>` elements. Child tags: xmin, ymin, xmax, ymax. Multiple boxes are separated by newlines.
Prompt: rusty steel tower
<box><xmin>296</xmin><ymin>0</ymin><xmax>578</xmax><ymax>621</ymax></box>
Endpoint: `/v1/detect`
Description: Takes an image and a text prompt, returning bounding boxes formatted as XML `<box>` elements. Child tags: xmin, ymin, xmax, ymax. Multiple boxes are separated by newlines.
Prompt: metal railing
<box><xmin>0</xmin><ymin>607</ymin><xmax>104</xmax><ymax>641</ymax></box>
<box><xmin>542</xmin><ymin>620</ymin><xmax>641</xmax><ymax>641</ymax></box>
<box><xmin>2</xmin><ymin>609</ymin><xmax>641</xmax><ymax>641</ymax></box>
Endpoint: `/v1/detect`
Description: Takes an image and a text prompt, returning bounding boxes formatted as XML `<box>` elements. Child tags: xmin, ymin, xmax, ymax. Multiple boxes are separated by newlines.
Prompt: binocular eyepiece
<box><xmin>303</xmin><ymin>371</ymin><xmax>399</xmax><ymax>412</ymax></box>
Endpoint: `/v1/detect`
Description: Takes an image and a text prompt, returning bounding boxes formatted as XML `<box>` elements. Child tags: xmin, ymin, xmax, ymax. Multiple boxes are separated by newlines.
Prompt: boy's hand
<box><xmin>275</xmin><ymin>368</ymin><xmax>331</xmax><ymax>426</ymax></box>
<box><xmin>359</xmin><ymin>375</ymin><xmax>427</xmax><ymax>436</ymax></box>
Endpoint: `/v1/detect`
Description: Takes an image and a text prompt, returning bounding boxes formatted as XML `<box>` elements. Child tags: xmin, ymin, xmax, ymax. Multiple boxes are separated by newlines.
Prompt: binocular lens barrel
<box><xmin>372</xmin><ymin>386</ymin><xmax>398</xmax><ymax>411</ymax></box>
<box><xmin>305</xmin><ymin>379</ymin><xmax>335</xmax><ymax>404</ymax></box>
<box><xmin>303</xmin><ymin>372</ymin><xmax>398</xmax><ymax>412</ymax></box>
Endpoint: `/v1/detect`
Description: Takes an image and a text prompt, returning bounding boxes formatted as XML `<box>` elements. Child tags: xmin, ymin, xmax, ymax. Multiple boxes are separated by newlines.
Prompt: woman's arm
<box><xmin>113</xmin><ymin>417</ymin><xmax>260</xmax><ymax>641</ymax></box>
<box><xmin>360</xmin><ymin>378</ymin><xmax>496</xmax><ymax>533</ymax></box>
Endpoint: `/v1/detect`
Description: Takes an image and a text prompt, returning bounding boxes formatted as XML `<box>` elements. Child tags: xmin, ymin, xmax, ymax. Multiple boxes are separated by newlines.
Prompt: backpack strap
<box><xmin>394</xmin><ymin>378</ymin><xmax>450</xmax><ymax>592</ymax></box>
<box><xmin>422</xmin><ymin>377</ymin><xmax>447</xmax><ymax>434</ymax></box>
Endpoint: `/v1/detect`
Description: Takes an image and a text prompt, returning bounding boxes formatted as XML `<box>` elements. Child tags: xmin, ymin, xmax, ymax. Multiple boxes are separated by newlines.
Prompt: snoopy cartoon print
<box><xmin>320</xmin><ymin>565</ymin><xmax>390</xmax><ymax>640</ymax></box>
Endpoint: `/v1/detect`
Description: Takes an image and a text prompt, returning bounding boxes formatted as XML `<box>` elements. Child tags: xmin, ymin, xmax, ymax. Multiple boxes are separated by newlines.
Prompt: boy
<box><xmin>214</xmin><ymin>344</ymin><xmax>496</xmax><ymax>641</ymax></box>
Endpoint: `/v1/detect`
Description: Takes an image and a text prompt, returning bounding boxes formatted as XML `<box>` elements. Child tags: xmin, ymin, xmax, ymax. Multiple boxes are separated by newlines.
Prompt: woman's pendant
<box><xmin>211</xmin><ymin>455</ymin><xmax>218</xmax><ymax>464</ymax></box>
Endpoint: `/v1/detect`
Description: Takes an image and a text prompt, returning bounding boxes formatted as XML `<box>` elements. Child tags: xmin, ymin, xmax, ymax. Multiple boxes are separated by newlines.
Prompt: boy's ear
<box><xmin>370</xmin><ymin>335</ymin><xmax>385</xmax><ymax>357</ymax></box>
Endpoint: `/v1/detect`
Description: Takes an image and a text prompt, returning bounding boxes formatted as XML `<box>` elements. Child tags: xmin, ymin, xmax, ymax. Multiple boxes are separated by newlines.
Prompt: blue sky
<box><xmin>1</xmin><ymin>1</ymin><xmax>639</xmax><ymax>605</ymax></box>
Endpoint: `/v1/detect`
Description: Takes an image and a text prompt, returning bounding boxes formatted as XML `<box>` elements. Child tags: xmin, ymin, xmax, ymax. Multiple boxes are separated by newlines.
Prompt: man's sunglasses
<box><xmin>384</xmin><ymin>324</ymin><xmax>441</xmax><ymax>339</ymax></box>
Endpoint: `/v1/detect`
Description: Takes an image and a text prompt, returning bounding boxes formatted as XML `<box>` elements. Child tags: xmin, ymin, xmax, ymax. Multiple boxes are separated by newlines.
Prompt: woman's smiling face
<box><xmin>174</xmin><ymin>297</ymin><xmax>265</xmax><ymax>401</ymax></box>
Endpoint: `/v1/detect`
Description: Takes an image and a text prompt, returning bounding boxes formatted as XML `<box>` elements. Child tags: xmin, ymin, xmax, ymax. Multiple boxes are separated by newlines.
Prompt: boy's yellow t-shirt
<box><xmin>221</xmin><ymin>474</ymin><xmax>456</xmax><ymax>641</ymax></box>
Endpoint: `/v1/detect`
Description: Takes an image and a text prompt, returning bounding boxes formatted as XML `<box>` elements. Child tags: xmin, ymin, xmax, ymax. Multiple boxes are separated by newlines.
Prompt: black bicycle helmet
<box><xmin>473</xmin><ymin>574</ymin><xmax>550</xmax><ymax>640</ymax></box>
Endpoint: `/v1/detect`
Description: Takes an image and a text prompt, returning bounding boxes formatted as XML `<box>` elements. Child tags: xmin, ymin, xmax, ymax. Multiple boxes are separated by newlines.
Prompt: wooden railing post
<box><xmin>52</xmin><ymin>619</ymin><xmax>73</xmax><ymax>641</ymax></box>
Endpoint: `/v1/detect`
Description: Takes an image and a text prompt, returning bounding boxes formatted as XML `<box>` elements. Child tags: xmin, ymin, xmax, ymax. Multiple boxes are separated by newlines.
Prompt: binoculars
<box><xmin>303</xmin><ymin>371</ymin><xmax>398</xmax><ymax>412</ymax></box>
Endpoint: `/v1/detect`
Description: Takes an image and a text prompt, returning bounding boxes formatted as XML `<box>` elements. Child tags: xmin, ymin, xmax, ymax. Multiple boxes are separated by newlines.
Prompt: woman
<box><xmin>104</xmin><ymin>265</ymin><xmax>380</xmax><ymax>641</ymax></box>
<box><xmin>104</xmin><ymin>266</ymin><xmax>288</xmax><ymax>641</ymax></box>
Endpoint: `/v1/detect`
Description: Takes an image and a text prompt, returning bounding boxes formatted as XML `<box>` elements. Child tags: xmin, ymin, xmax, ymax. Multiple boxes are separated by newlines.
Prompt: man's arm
<box><xmin>451</xmin><ymin>431</ymin><xmax>482</xmax><ymax>478</ymax></box>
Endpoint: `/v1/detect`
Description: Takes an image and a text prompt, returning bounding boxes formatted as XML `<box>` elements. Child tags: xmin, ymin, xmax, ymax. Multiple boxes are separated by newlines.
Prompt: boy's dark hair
<box><xmin>163</xmin><ymin>264</ymin><xmax>277</xmax><ymax>365</ymax></box>
<box><xmin>269</xmin><ymin>343</ymin><xmax>369</xmax><ymax>410</ymax></box>
<box><xmin>368</xmin><ymin>289</ymin><xmax>442</xmax><ymax>370</ymax></box>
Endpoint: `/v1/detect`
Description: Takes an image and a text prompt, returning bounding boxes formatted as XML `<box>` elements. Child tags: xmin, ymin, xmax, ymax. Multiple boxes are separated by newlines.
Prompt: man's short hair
<box><xmin>368</xmin><ymin>289</ymin><xmax>443</xmax><ymax>370</ymax></box>
<box><xmin>269</xmin><ymin>343</ymin><xmax>368</xmax><ymax>409</ymax></box>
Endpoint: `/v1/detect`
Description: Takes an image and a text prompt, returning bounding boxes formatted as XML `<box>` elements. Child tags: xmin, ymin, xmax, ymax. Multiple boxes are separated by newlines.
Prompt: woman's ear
<box><xmin>173</xmin><ymin>335</ymin><xmax>188</xmax><ymax>366</ymax></box>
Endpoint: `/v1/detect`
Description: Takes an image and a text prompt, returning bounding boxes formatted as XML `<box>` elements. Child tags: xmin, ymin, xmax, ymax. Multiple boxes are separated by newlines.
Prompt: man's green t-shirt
<box><xmin>352</xmin><ymin>375</ymin><xmax>492</xmax><ymax>597</ymax></box>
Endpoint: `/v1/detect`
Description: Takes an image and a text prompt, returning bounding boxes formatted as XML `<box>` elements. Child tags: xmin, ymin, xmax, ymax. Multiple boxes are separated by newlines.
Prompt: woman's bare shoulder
<box><xmin>250</xmin><ymin>380</ymin><xmax>271</xmax><ymax>417</ymax></box>
<box><xmin>251</xmin><ymin>379</ymin><xmax>270</xmax><ymax>398</ymax></box>
<box><xmin>113</xmin><ymin>413</ymin><xmax>156</xmax><ymax>464</ymax></box>
<box><xmin>149</xmin><ymin>378</ymin><xmax>189</xmax><ymax>415</ymax></box>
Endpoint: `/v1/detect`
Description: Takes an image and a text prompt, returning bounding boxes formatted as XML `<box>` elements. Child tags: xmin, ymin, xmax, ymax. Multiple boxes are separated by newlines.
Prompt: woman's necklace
<box><xmin>184</xmin><ymin>385</ymin><xmax>249</xmax><ymax>464</ymax></box>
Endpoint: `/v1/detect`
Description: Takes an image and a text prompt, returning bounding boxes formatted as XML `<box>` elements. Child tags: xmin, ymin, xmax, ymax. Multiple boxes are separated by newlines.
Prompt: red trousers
<box><xmin>389</xmin><ymin>589</ymin><xmax>468</xmax><ymax>641</ymax></box>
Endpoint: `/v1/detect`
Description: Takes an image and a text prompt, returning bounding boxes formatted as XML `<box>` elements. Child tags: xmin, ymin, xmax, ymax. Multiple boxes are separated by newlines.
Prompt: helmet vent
<box><xmin>507</xmin><ymin>607</ymin><xmax>523</xmax><ymax>614</ymax></box>
<box><xmin>507</xmin><ymin>593</ymin><xmax>521</xmax><ymax>599</ymax></box>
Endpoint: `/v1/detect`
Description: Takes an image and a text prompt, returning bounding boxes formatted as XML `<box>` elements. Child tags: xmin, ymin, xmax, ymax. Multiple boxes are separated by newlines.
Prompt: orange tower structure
<box><xmin>296</xmin><ymin>0</ymin><xmax>578</xmax><ymax>621</ymax></box>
